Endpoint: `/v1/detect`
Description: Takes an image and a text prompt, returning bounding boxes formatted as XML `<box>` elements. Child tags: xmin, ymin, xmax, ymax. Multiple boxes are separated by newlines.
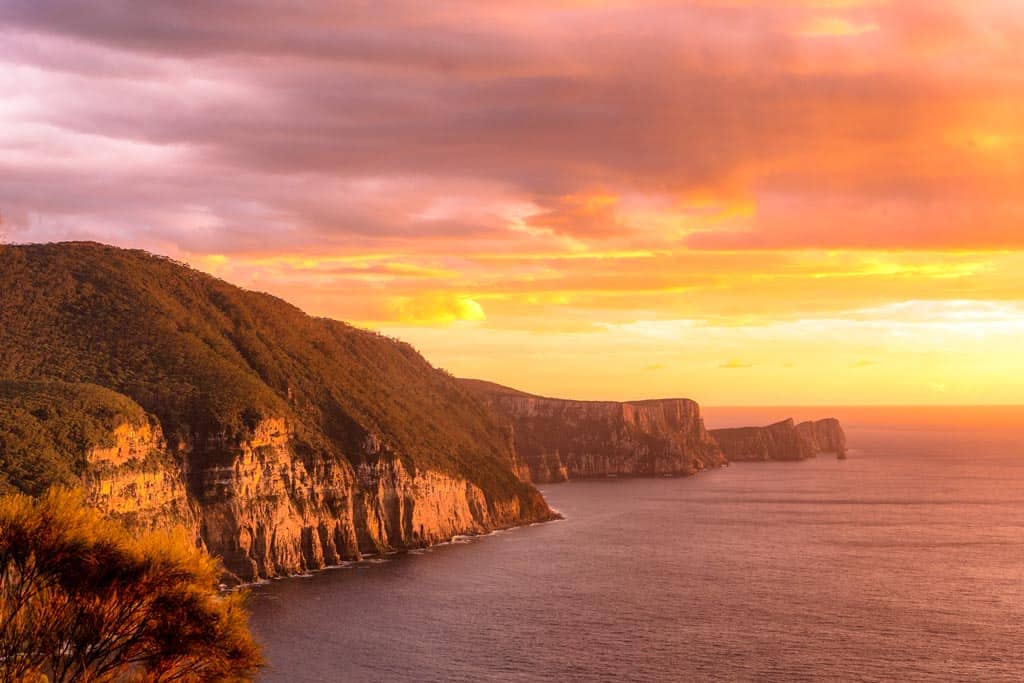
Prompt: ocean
<box><xmin>249</xmin><ymin>407</ymin><xmax>1024</xmax><ymax>681</ymax></box>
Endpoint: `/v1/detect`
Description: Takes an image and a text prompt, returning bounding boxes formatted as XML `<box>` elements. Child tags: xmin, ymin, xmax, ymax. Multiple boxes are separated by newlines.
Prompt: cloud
<box><xmin>524</xmin><ymin>192</ymin><xmax>624</xmax><ymax>239</ymax></box>
<box><xmin>3</xmin><ymin>0</ymin><xmax>1023</xmax><ymax>254</ymax></box>
<box><xmin>2</xmin><ymin>1</ymin><xmax>1024</xmax><ymax>405</ymax></box>
<box><xmin>799</xmin><ymin>17</ymin><xmax>879</xmax><ymax>37</ymax></box>
<box><xmin>719</xmin><ymin>359</ymin><xmax>754</xmax><ymax>369</ymax></box>
<box><xmin>387</xmin><ymin>293</ymin><xmax>486</xmax><ymax>325</ymax></box>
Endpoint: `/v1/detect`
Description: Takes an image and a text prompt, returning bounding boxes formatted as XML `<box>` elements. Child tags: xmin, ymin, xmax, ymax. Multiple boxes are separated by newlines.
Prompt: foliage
<box><xmin>0</xmin><ymin>242</ymin><xmax>540</xmax><ymax>506</ymax></box>
<box><xmin>0</xmin><ymin>380</ymin><xmax>154</xmax><ymax>496</ymax></box>
<box><xmin>0</xmin><ymin>488</ymin><xmax>261</xmax><ymax>682</ymax></box>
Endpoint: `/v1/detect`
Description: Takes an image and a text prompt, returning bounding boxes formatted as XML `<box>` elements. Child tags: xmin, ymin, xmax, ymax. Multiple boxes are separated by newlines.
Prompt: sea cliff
<box><xmin>84</xmin><ymin>415</ymin><xmax>200</xmax><ymax>534</ymax></box>
<box><xmin>0</xmin><ymin>243</ymin><xmax>850</xmax><ymax>583</ymax></box>
<box><xmin>184</xmin><ymin>416</ymin><xmax>545</xmax><ymax>581</ymax></box>
<box><xmin>461</xmin><ymin>380</ymin><xmax>726</xmax><ymax>483</ymax></box>
<box><xmin>796</xmin><ymin>418</ymin><xmax>848</xmax><ymax>459</ymax></box>
<box><xmin>0</xmin><ymin>243</ymin><xmax>555</xmax><ymax>581</ymax></box>
<box><xmin>710</xmin><ymin>417</ymin><xmax>848</xmax><ymax>461</ymax></box>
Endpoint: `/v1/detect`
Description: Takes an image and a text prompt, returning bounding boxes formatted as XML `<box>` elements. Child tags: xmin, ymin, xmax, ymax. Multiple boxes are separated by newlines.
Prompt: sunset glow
<box><xmin>2</xmin><ymin>1</ymin><xmax>1023</xmax><ymax>404</ymax></box>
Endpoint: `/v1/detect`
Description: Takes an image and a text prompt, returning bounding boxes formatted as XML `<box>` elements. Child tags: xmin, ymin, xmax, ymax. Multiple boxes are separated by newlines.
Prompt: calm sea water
<box><xmin>249</xmin><ymin>408</ymin><xmax>1024</xmax><ymax>682</ymax></box>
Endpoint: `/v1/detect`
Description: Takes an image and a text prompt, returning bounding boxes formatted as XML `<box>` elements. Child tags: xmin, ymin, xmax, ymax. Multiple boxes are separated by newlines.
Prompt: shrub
<box><xmin>0</xmin><ymin>488</ymin><xmax>261</xmax><ymax>682</ymax></box>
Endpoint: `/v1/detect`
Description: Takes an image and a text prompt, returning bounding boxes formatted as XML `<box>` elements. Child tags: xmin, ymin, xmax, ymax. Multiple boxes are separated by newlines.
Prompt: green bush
<box><xmin>0</xmin><ymin>380</ymin><xmax>154</xmax><ymax>495</ymax></box>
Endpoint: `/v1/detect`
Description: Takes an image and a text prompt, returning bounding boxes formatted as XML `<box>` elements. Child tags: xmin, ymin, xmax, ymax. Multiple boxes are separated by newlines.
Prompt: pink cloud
<box><xmin>0</xmin><ymin>0</ymin><xmax>1021</xmax><ymax>257</ymax></box>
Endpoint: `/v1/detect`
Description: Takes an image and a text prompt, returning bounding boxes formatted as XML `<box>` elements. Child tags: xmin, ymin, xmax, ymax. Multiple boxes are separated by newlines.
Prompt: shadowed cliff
<box><xmin>796</xmin><ymin>418</ymin><xmax>848</xmax><ymax>459</ymax></box>
<box><xmin>710</xmin><ymin>418</ymin><xmax>848</xmax><ymax>461</ymax></box>
<box><xmin>0</xmin><ymin>242</ymin><xmax>555</xmax><ymax>580</ymax></box>
<box><xmin>460</xmin><ymin>379</ymin><xmax>726</xmax><ymax>482</ymax></box>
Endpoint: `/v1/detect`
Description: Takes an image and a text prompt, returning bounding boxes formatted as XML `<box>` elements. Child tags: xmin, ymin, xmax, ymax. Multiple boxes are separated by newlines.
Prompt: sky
<box><xmin>1</xmin><ymin>1</ymin><xmax>1023</xmax><ymax>405</ymax></box>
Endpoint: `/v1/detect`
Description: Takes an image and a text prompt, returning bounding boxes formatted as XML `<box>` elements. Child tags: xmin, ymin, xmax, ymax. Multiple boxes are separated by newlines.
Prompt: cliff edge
<box><xmin>710</xmin><ymin>417</ymin><xmax>848</xmax><ymax>461</ymax></box>
<box><xmin>460</xmin><ymin>379</ymin><xmax>726</xmax><ymax>483</ymax></box>
<box><xmin>796</xmin><ymin>418</ymin><xmax>848</xmax><ymax>459</ymax></box>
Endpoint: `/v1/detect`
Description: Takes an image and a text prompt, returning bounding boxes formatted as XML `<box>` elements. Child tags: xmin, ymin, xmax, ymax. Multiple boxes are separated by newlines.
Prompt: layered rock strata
<box><xmin>67</xmin><ymin>399</ymin><xmax>554</xmax><ymax>583</ymax></box>
<box><xmin>85</xmin><ymin>416</ymin><xmax>200</xmax><ymax>534</ymax></box>
<box><xmin>183</xmin><ymin>418</ymin><xmax>545</xmax><ymax>581</ymax></box>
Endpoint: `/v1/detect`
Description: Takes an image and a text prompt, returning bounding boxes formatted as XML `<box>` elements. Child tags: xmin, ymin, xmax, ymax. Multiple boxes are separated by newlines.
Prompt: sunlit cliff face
<box><xmin>2</xmin><ymin>1</ymin><xmax>1023</xmax><ymax>404</ymax></box>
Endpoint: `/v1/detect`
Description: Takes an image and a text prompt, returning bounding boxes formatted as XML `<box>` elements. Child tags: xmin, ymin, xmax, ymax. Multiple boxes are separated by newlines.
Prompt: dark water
<box><xmin>249</xmin><ymin>414</ymin><xmax>1024</xmax><ymax>681</ymax></box>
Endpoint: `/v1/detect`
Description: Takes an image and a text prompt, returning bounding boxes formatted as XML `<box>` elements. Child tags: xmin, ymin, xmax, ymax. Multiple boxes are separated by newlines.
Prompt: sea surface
<box><xmin>249</xmin><ymin>407</ymin><xmax>1024</xmax><ymax>682</ymax></box>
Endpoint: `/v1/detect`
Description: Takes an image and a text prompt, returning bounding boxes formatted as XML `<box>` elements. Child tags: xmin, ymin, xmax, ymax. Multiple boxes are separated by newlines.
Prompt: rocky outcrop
<box><xmin>461</xmin><ymin>380</ymin><xmax>726</xmax><ymax>483</ymax></box>
<box><xmin>84</xmin><ymin>417</ymin><xmax>200</xmax><ymax>535</ymax></box>
<box><xmin>75</xmin><ymin>410</ymin><xmax>554</xmax><ymax>583</ymax></box>
<box><xmin>182</xmin><ymin>417</ymin><xmax>552</xmax><ymax>581</ymax></box>
<box><xmin>710</xmin><ymin>417</ymin><xmax>848</xmax><ymax>462</ymax></box>
<box><xmin>796</xmin><ymin>418</ymin><xmax>848</xmax><ymax>459</ymax></box>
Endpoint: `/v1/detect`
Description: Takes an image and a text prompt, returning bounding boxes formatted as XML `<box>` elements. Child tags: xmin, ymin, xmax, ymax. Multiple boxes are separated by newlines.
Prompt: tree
<box><xmin>0</xmin><ymin>488</ymin><xmax>262</xmax><ymax>682</ymax></box>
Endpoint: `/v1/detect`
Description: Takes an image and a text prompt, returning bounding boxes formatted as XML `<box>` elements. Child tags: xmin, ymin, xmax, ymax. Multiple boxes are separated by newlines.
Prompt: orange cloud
<box><xmin>524</xmin><ymin>192</ymin><xmax>624</xmax><ymax>238</ymax></box>
<box><xmin>387</xmin><ymin>293</ymin><xmax>487</xmax><ymax>326</ymax></box>
<box><xmin>799</xmin><ymin>17</ymin><xmax>880</xmax><ymax>37</ymax></box>
<box><xmin>2</xmin><ymin>0</ymin><xmax>1023</xmax><ymax>403</ymax></box>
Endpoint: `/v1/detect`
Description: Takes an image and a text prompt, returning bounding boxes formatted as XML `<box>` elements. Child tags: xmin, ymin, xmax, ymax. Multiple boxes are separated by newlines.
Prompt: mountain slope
<box><xmin>0</xmin><ymin>242</ymin><xmax>553</xmax><ymax>579</ymax></box>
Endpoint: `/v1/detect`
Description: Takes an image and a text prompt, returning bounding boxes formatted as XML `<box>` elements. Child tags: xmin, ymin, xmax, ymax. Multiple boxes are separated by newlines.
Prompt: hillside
<box><xmin>0</xmin><ymin>242</ymin><xmax>553</xmax><ymax>579</ymax></box>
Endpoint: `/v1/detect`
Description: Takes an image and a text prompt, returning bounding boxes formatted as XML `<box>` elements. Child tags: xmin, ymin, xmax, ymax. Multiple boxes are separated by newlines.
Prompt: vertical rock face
<box><xmin>461</xmin><ymin>380</ymin><xmax>726</xmax><ymax>483</ymax></box>
<box><xmin>85</xmin><ymin>417</ymin><xmax>200</xmax><ymax>535</ymax></box>
<box><xmin>796</xmin><ymin>418</ymin><xmax>848</xmax><ymax>459</ymax></box>
<box><xmin>52</xmin><ymin>399</ymin><xmax>555</xmax><ymax>584</ymax></box>
<box><xmin>710</xmin><ymin>417</ymin><xmax>848</xmax><ymax>461</ymax></box>
<box><xmin>709</xmin><ymin>419</ymin><xmax>815</xmax><ymax>462</ymax></box>
<box><xmin>181</xmin><ymin>417</ymin><xmax>550</xmax><ymax>581</ymax></box>
<box><xmin>184</xmin><ymin>417</ymin><xmax>358</xmax><ymax>580</ymax></box>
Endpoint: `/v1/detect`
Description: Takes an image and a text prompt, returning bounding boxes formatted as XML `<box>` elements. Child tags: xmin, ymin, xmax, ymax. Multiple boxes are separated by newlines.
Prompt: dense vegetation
<box><xmin>0</xmin><ymin>242</ymin><xmax>535</xmax><ymax>502</ymax></box>
<box><xmin>0</xmin><ymin>488</ymin><xmax>261</xmax><ymax>682</ymax></box>
<box><xmin>0</xmin><ymin>380</ymin><xmax>153</xmax><ymax>496</ymax></box>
